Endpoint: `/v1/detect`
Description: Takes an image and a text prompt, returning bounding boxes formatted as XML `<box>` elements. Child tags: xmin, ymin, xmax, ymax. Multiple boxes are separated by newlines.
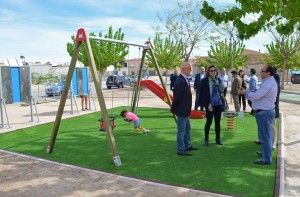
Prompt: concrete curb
<box><xmin>275</xmin><ymin>113</ymin><xmax>285</xmax><ymax>197</ymax></box>
<box><xmin>279</xmin><ymin>113</ymin><xmax>285</xmax><ymax>197</ymax></box>
<box><xmin>281</xmin><ymin>90</ymin><xmax>300</xmax><ymax>95</ymax></box>
<box><xmin>280</xmin><ymin>91</ymin><xmax>300</xmax><ymax>104</ymax></box>
<box><xmin>280</xmin><ymin>99</ymin><xmax>300</xmax><ymax>105</ymax></box>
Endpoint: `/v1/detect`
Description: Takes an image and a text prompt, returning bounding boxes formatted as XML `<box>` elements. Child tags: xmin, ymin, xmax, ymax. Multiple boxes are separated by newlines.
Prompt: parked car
<box><xmin>106</xmin><ymin>75</ymin><xmax>125</xmax><ymax>89</ymax></box>
<box><xmin>129</xmin><ymin>75</ymin><xmax>137</xmax><ymax>83</ymax></box>
<box><xmin>291</xmin><ymin>73</ymin><xmax>300</xmax><ymax>84</ymax></box>
<box><xmin>120</xmin><ymin>75</ymin><xmax>132</xmax><ymax>86</ymax></box>
<box><xmin>45</xmin><ymin>81</ymin><xmax>64</xmax><ymax>96</ymax></box>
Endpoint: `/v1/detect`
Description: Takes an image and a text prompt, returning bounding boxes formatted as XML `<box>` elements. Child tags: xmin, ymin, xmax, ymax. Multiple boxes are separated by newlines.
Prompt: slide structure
<box><xmin>140</xmin><ymin>80</ymin><xmax>205</xmax><ymax>119</ymax></box>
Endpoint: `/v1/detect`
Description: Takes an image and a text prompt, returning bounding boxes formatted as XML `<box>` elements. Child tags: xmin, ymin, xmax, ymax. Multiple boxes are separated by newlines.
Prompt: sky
<box><xmin>0</xmin><ymin>0</ymin><xmax>273</xmax><ymax>65</ymax></box>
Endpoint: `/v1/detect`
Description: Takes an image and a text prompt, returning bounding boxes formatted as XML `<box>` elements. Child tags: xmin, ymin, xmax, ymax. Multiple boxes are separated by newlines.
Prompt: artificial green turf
<box><xmin>0</xmin><ymin>107</ymin><xmax>276</xmax><ymax>197</ymax></box>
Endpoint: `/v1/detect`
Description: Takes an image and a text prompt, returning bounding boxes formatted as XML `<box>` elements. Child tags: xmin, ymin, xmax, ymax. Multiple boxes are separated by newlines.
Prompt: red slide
<box><xmin>140</xmin><ymin>80</ymin><xmax>205</xmax><ymax>119</ymax></box>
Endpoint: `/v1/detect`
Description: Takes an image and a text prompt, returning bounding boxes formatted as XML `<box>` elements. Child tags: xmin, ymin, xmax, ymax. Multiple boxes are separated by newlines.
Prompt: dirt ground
<box><xmin>0</xmin><ymin>80</ymin><xmax>299</xmax><ymax>197</ymax></box>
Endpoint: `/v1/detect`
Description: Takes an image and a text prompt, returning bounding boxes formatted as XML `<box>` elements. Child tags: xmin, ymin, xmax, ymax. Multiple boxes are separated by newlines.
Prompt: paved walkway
<box><xmin>280</xmin><ymin>102</ymin><xmax>300</xmax><ymax>196</ymax></box>
<box><xmin>0</xmin><ymin>150</ymin><xmax>228</xmax><ymax>197</ymax></box>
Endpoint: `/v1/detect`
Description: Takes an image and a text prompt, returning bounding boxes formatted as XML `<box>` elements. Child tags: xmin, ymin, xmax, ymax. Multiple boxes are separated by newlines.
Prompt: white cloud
<box><xmin>0</xmin><ymin>23</ymin><xmax>73</xmax><ymax>63</ymax></box>
<box><xmin>0</xmin><ymin>0</ymin><xmax>273</xmax><ymax>63</ymax></box>
<box><xmin>75</xmin><ymin>17</ymin><xmax>154</xmax><ymax>35</ymax></box>
<box><xmin>0</xmin><ymin>9</ymin><xmax>16</xmax><ymax>21</ymax></box>
<box><xmin>241</xmin><ymin>12</ymin><xmax>262</xmax><ymax>25</ymax></box>
<box><xmin>0</xmin><ymin>17</ymin><xmax>151</xmax><ymax>63</ymax></box>
<box><xmin>76</xmin><ymin>0</ymin><xmax>175</xmax><ymax>11</ymax></box>
<box><xmin>244</xmin><ymin>31</ymin><xmax>272</xmax><ymax>53</ymax></box>
<box><xmin>65</xmin><ymin>16</ymin><xmax>156</xmax><ymax>52</ymax></box>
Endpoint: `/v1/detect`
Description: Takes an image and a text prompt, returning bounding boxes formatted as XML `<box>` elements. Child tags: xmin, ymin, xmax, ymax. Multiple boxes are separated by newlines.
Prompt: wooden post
<box><xmin>47</xmin><ymin>41</ymin><xmax>81</xmax><ymax>153</ymax></box>
<box><xmin>47</xmin><ymin>28</ymin><xmax>121</xmax><ymax>166</ymax></box>
<box><xmin>131</xmin><ymin>49</ymin><xmax>147</xmax><ymax>113</ymax></box>
<box><xmin>84</xmin><ymin>30</ymin><xmax>121</xmax><ymax>166</ymax></box>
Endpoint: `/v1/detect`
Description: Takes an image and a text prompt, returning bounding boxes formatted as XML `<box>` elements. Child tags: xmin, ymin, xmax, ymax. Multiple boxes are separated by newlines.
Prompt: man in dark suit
<box><xmin>194</xmin><ymin>66</ymin><xmax>205</xmax><ymax>111</ymax></box>
<box><xmin>273</xmin><ymin>67</ymin><xmax>280</xmax><ymax>119</ymax></box>
<box><xmin>170</xmin><ymin>71</ymin><xmax>178</xmax><ymax>92</ymax></box>
<box><xmin>272</xmin><ymin>66</ymin><xmax>280</xmax><ymax>149</ymax></box>
<box><xmin>171</xmin><ymin>62</ymin><xmax>198</xmax><ymax>156</ymax></box>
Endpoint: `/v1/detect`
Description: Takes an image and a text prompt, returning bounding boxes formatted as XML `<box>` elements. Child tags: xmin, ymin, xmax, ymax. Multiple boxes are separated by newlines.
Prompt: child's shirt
<box><xmin>125</xmin><ymin>112</ymin><xmax>139</xmax><ymax>122</ymax></box>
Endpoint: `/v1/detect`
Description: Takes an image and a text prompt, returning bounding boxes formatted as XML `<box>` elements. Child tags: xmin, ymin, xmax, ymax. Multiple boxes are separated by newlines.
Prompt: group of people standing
<box><xmin>171</xmin><ymin>63</ymin><xmax>227</xmax><ymax>156</ymax></box>
<box><xmin>170</xmin><ymin>62</ymin><xmax>279</xmax><ymax>166</ymax></box>
<box><xmin>230</xmin><ymin>70</ymin><xmax>248</xmax><ymax>112</ymax></box>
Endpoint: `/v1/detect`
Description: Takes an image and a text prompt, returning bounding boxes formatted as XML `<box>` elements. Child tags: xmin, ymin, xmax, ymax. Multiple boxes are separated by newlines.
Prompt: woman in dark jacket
<box><xmin>199</xmin><ymin>65</ymin><xmax>225</xmax><ymax>146</ymax></box>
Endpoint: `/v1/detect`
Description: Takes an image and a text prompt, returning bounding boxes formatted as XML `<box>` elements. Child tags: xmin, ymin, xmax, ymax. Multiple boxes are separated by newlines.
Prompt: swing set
<box><xmin>47</xmin><ymin>28</ymin><xmax>175</xmax><ymax>167</ymax></box>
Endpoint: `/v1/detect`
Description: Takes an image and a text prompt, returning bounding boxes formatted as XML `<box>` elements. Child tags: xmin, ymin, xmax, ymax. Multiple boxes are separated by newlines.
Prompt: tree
<box><xmin>194</xmin><ymin>56</ymin><xmax>211</xmax><ymax>70</ymax></box>
<box><xmin>200</xmin><ymin>0</ymin><xmax>300</xmax><ymax>40</ymax></box>
<box><xmin>264</xmin><ymin>32</ymin><xmax>300</xmax><ymax>89</ymax></box>
<box><xmin>44</xmin><ymin>73</ymin><xmax>60</xmax><ymax>85</ymax></box>
<box><xmin>207</xmin><ymin>22</ymin><xmax>243</xmax><ymax>69</ymax></box>
<box><xmin>158</xmin><ymin>0</ymin><xmax>211</xmax><ymax>61</ymax></box>
<box><xmin>31</xmin><ymin>72</ymin><xmax>60</xmax><ymax>98</ymax></box>
<box><xmin>31</xmin><ymin>72</ymin><xmax>44</xmax><ymax>98</ymax></box>
<box><xmin>206</xmin><ymin>39</ymin><xmax>247</xmax><ymax>70</ymax></box>
<box><xmin>67</xmin><ymin>26</ymin><xmax>128</xmax><ymax>75</ymax></box>
<box><xmin>146</xmin><ymin>34</ymin><xmax>183</xmax><ymax>75</ymax></box>
<box><xmin>290</xmin><ymin>53</ymin><xmax>300</xmax><ymax>70</ymax></box>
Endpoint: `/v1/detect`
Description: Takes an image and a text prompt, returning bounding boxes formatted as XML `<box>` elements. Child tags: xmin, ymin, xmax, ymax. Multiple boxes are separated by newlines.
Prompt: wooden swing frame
<box><xmin>47</xmin><ymin>28</ymin><xmax>175</xmax><ymax>166</ymax></box>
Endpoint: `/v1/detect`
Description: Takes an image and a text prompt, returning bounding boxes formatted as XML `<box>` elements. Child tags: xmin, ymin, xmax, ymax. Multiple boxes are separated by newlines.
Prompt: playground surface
<box><xmin>0</xmin><ymin>78</ymin><xmax>300</xmax><ymax>197</ymax></box>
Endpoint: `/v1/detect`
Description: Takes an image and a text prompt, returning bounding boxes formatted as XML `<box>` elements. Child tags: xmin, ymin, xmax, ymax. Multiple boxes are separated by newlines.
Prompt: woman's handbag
<box><xmin>211</xmin><ymin>84</ymin><xmax>223</xmax><ymax>107</ymax></box>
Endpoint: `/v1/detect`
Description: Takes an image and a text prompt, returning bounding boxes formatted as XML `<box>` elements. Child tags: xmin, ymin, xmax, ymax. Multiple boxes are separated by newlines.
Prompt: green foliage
<box><xmin>289</xmin><ymin>53</ymin><xmax>300</xmax><ymax>70</ymax></box>
<box><xmin>194</xmin><ymin>56</ymin><xmax>211</xmax><ymax>70</ymax></box>
<box><xmin>266</xmin><ymin>36</ymin><xmax>300</xmax><ymax>70</ymax></box>
<box><xmin>264</xmin><ymin>33</ymin><xmax>300</xmax><ymax>89</ymax></box>
<box><xmin>158</xmin><ymin>0</ymin><xmax>211</xmax><ymax>61</ymax></box>
<box><xmin>67</xmin><ymin>26</ymin><xmax>128</xmax><ymax>72</ymax></box>
<box><xmin>31</xmin><ymin>72</ymin><xmax>44</xmax><ymax>85</ymax></box>
<box><xmin>44</xmin><ymin>73</ymin><xmax>60</xmax><ymax>85</ymax></box>
<box><xmin>200</xmin><ymin>0</ymin><xmax>300</xmax><ymax>39</ymax></box>
<box><xmin>146</xmin><ymin>34</ymin><xmax>183</xmax><ymax>70</ymax></box>
<box><xmin>0</xmin><ymin>107</ymin><xmax>276</xmax><ymax>197</ymax></box>
<box><xmin>31</xmin><ymin>72</ymin><xmax>59</xmax><ymax>85</ymax></box>
<box><xmin>207</xmin><ymin>40</ymin><xmax>247</xmax><ymax>70</ymax></box>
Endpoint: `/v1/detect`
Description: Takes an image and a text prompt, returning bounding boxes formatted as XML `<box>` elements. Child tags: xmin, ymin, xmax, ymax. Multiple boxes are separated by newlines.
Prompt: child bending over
<box><xmin>120</xmin><ymin>109</ymin><xmax>150</xmax><ymax>134</ymax></box>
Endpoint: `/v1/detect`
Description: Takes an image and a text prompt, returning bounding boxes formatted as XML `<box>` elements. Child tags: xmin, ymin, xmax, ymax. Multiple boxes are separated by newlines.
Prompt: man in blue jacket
<box><xmin>171</xmin><ymin>62</ymin><xmax>198</xmax><ymax>156</ymax></box>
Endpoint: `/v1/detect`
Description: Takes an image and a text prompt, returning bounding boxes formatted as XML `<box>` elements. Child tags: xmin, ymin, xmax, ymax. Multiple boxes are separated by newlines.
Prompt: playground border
<box><xmin>274</xmin><ymin>113</ymin><xmax>285</xmax><ymax>197</ymax></box>
<box><xmin>280</xmin><ymin>91</ymin><xmax>300</xmax><ymax>104</ymax></box>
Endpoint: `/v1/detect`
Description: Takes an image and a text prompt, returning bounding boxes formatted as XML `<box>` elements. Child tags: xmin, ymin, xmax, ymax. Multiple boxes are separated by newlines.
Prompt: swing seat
<box><xmin>98</xmin><ymin>116</ymin><xmax>116</xmax><ymax>131</ymax></box>
<box><xmin>190</xmin><ymin>110</ymin><xmax>206</xmax><ymax>119</ymax></box>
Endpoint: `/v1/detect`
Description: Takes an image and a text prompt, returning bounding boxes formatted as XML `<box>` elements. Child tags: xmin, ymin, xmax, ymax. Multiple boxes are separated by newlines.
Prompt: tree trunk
<box><xmin>98</xmin><ymin>71</ymin><xmax>103</xmax><ymax>87</ymax></box>
<box><xmin>37</xmin><ymin>85</ymin><xmax>40</xmax><ymax>98</ymax></box>
<box><xmin>285</xmin><ymin>69</ymin><xmax>289</xmax><ymax>85</ymax></box>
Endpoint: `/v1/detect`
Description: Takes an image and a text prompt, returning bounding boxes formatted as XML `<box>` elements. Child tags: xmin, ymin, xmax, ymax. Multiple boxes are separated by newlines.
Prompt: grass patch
<box><xmin>0</xmin><ymin>107</ymin><xmax>276</xmax><ymax>197</ymax></box>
